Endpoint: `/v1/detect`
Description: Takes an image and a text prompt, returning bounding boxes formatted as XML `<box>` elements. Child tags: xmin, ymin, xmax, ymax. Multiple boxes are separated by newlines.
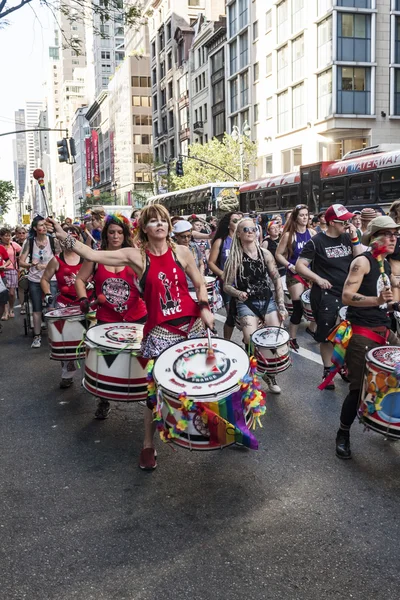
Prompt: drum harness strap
<box><xmin>319</xmin><ymin>321</ymin><xmax>389</xmax><ymax>391</ymax></box>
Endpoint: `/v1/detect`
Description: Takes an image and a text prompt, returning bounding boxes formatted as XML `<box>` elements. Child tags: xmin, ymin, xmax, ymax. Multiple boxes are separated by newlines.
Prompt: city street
<box><xmin>1</xmin><ymin>309</ymin><xmax>400</xmax><ymax>600</ymax></box>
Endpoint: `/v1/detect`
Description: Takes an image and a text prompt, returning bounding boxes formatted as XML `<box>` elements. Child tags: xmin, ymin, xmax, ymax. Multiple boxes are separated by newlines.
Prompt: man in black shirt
<box><xmin>296</xmin><ymin>204</ymin><xmax>362</xmax><ymax>389</ymax></box>
<box><xmin>336</xmin><ymin>216</ymin><xmax>400</xmax><ymax>459</ymax></box>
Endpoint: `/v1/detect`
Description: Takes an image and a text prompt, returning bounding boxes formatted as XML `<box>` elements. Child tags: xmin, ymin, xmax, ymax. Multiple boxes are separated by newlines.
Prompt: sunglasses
<box><xmin>242</xmin><ymin>226</ymin><xmax>258</xmax><ymax>233</ymax></box>
<box><xmin>333</xmin><ymin>219</ymin><xmax>349</xmax><ymax>225</ymax></box>
<box><xmin>177</xmin><ymin>234</ymin><xmax>192</xmax><ymax>239</ymax></box>
<box><xmin>296</xmin><ymin>204</ymin><xmax>308</xmax><ymax>210</ymax></box>
<box><xmin>38</xmin><ymin>250</ymin><xmax>44</xmax><ymax>261</ymax></box>
<box><xmin>231</xmin><ymin>218</ymin><xmax>239</xmax><ymax>224</ymax></box>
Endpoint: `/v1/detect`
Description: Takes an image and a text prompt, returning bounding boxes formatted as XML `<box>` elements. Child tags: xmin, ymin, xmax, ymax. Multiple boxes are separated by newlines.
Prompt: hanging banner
<box><xmin>85</xmin><ymin>137</ymin><xmax>92</xmax><ymax>187</ymax></box>
<box><xmin>92</xmin><ymin>129</ymin><xmax>100</xmax><ymax>183</ymax></box>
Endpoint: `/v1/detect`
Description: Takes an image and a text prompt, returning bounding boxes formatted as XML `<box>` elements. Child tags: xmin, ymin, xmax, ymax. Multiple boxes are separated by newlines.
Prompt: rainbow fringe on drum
<box><xmin>318</xmin><ymin>320</ymin><xmax>352</xmax><ymax>390</ymax></box>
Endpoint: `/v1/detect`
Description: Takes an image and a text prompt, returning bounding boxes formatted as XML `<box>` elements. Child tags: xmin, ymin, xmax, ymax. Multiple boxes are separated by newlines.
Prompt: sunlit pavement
<box><xmin>1</xmin><ymin>308</ymin><xmax>399</xmax><ymax>600</ymax></box>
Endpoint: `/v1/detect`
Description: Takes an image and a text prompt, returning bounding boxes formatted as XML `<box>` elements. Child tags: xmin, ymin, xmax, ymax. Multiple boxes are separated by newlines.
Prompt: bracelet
<box><xmin>351</xmin><ymin>237</ymin><xmax>360</xmax><ymax>245</ymax></box>
<box><xmin>198</xmin><ymin>301</ymin><xmax>210</xmax><ymax>310</ymax></box>
<box><xmin>61</xmin><ymin>233</ymin><xmax>77</xmax><ymax>250</ymax></box>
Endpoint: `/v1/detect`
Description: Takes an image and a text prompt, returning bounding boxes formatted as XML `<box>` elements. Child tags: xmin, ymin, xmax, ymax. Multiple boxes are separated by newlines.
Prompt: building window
<box><xmin>211</xmin><ymin>48</ymin><xmax>224</xmax><ymax>72</ymax></box>
<box><xmin>266</xmin><ymin>53</ymin><xmax>272</xmax><ymax>76</ymax></box>
<box><xmin>167</xmin><ymin>51</ymin><xmax>172</xmax><ymax>70</ymax></box>
<box><xmin>161</xmin><ymin>89</ymin><xmax>166</xmax><ymax>106</ymax></box>
<box><xmin>132</xmin><ymin>76</ymin><xmax>151</xmax><ymax>87</ymax></box>
<box><xmin>229</xmin><ymin>1</ymin><xmax>237</xmax><ymax>37</ymax></box>
<box><xmin>253</xmin><ymin>21</ymin><xmax>259</xmax><ymax>41</ymax></box>
<box><xmin>292</xmin><ymin>83</ymin><xmax>305</xmax><ymax>129</ymax></box>
<box><xmin>292</xmin><ymin>0</ymin><xmax>304</xmax><ymax>33</ymax></box>
<box><xmin>266</xmin><ymin>96</ymin><xmax>273</xmax><ymax>119</ymax></box>
<box><xmin>188</xmin><ymin>0</ymin><xmax>201</xmax><ymax>6</ymax></box>
<box><xmin>230</xmin><ymin>78</ymin><xmax>238</xmax><ymax>113</ymax></box>
<box><xmin>277</xmin><ymin>90</ymin><xmax>289</xmax><ymax>134</ymax></box>
<box><xmin>213</xmin><ymin>112</ymin><xmax>226</xmax><ymax>138</ymax></box>
<box><xmin>238</xmin><ymin>0</ymin><xmax>248</xmax><ymax>30</ymax></box>
<box><xmin>277</xmin><ymin>0</ymin><xmax>289</xmax><ymax>45</ymax></box>
<box><xmin>266</xmin><ymin>9</ymin><xmax>272</xmax><ymax>32</ymax></box>
<box><xmin>212</xmin><ymin>79</ymin><xmax>225</xmax><ymax>105</ymax></box>
<box><xmin>282</xmin><ymin>146</ymin><xmax>302</xmax><ymax>172</ymax></box>
<box><xmin>254</xmin><ymin>103</ymin><xmax>259</xmax><ymax>122</ymax></box>
<box><xmin>166</xmin><ymin>21</ymin><xmax>172</xmax><ymax>40</ymax></box>
<box><xmin>168</xmin><ymin>81</ymin><xmax>173</xmax><ymax>99</ymax></box>
<box><xmin>265</xmin><ymin>155</ymin><xmax>273</xmax><ymax>174</ymax></box>
<box><xmin>168</xmin><ymin>110</ymin><xmax>174</xmax><ymax>128</ymax></box>
<box><xmin>204</xmin><ymin>104</ymin><xmax>208</xmax><ymax>121</ymax></box>
<box><xmin>337</xmin><ymin>0</ymin><xmax>371</xmax><ymax>7</ymax></box>
<box><xmin>153</xmin><ymin>94</ymin><xmax>157</xmax><ymax>110</ymax></box>
<box><xmin>134</xmin><ymin>153</ymin><xmax>151</xmax><ymax>164</ymax></box>
<box><xmin>396</xmin><ymin>18</ymin><xmax>400</xmax><ymax>64</ymax></box>
<box><xmin>102</xmin><ymin>63</ymin><xmax>111</xmax><ymax>73</ymax></box>
<box><xmin>317</xmin><ymin>17</ymin><xmax>332</xmax><ymax>68</ymax></box>
<box><xmin>338</xmin><ymin>66</ymin><xmax>371</xmax><ymax>114</ymax></box>
<box><xmin>240</xmin><ymin>71</ymin><xmax>249</xmax><ymax>107</ymax></box>
<box><xmin>152</xmin><ymin>68</ymin><xmax>157</xmax><ymax>85</ymax></box>
<box><xmin>239</xmin><ymin>31</ymin><xmax>249</xmax><ymax>69</ymax></box>
<box><xmin>317</xmin><ymin>69</ymin><xmax>332</xmax><ymax>119</ymax></box>
<box><xmin>151</xmin><ymin>41</ymin><xmax>156</xmax><ymax>58</ymax></box>
<box><xmin>230</xmin><ymin>41</ymin><xmax>237</xmax><ymax>75</ymax></box>
<box><xmin>253</xmin><ymin>62</ymin><xmax>259</xmax><ymax>81</ymax></box>
<box><xmin>338</xmin><ymin>13</ymin><xmax>371</xmax><ymax>62</ymax></box>
<box><xmin>277</xmin><ymin>45</ymin><xmax>289</xmax><ymax>89</ymax></box>
<box><xmin>292</xmin><ymin>35</ymin><xmax>304</xmax><ymax>82</ymax></box>
<box><xmin>101</xmin><ymin>51</ymin><xmax>111</xmax><ymax>60</ymax></box>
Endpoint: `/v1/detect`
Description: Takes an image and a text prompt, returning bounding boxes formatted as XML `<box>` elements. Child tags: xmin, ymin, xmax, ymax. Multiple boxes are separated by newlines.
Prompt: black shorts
<box><xmin>0</xmin><ymin>289</ymin><xmax>9</xmax><ymax>306</ymax></box>
<box><xmin>310</xmin><ymin>288</ymin><xmax>342</xmax><ymax>343</ymax></box>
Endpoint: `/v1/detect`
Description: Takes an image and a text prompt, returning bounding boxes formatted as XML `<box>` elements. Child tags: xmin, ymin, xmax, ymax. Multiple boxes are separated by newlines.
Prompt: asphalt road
<box><xmin>1</xmin><ymin>308</ymin><xmax>400</xmax><ymax>600</ymax></box>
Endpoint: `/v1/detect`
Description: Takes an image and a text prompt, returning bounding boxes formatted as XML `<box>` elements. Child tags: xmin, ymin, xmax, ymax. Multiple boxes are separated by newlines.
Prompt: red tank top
<box><xmin>55</xmin><ymin>254</ymin><xmax>83</xmax><ymax>306</ymax></box>
<box><xmin>94</xmin><ymin>263</ymin><xmax>147</xmax><ymax>323</ymax></box>
<box><xmin>141</xmin><ymin>248</ymin><xmax>199</xmax><ymax>336</ymax></box>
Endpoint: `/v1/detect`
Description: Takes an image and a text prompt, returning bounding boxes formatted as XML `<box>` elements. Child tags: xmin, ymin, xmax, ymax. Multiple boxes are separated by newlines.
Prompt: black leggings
<box><xmin>290</xmin><ymin>299</ymin><xmax>303</xmax><ymax>325</ymax></box>
<box><xmin>339</xmin><ymin>390</ymin><xmax>360</xmax><ymax>430</ymax></box>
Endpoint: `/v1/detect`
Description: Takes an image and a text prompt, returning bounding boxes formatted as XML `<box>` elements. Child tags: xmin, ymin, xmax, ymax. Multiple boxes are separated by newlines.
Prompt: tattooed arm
<box><xmin>262</xmin><ymin>248</ymin><xmax>286</xmax><ymax>318</ymax></box>
<box><xmin>342</xmin><ymin>256</ymin><xmax>393</xmax><ymax>307</ymax></box>
<box><xmin>389</xmin><ymin>256</ymin><xmax>400</xmax><ymax>303</ymax></box>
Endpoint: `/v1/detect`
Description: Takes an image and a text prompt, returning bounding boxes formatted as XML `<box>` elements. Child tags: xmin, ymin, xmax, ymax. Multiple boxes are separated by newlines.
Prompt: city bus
<box><xmin>239</xmin><ymin>145</ymin><xmax>400</xmax><ymax>216</ymax></box>
<box><xmin>146</xmin><ymin>182</ymin><xmax>240</xmax><ymax>217</ymax></box>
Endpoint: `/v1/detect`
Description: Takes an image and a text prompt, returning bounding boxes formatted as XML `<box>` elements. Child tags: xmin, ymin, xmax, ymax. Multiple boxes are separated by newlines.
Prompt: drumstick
<box><xmin>206</xmin><ymin>328</ymin><xmax>216</xmax><ymax>366</ymax></box>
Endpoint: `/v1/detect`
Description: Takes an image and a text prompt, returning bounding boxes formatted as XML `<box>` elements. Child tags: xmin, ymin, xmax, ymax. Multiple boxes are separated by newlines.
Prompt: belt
<box><xmin>351</xmin><ymin>325</ymin><xmax>389</xmax><ymax>345</ymax></box>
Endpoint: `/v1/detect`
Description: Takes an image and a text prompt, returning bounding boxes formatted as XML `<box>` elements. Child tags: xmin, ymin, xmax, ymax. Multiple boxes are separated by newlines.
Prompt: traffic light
<box><xmin>69</xmin><ymin>137</ymin><xmax>76</xmax><ymax>158</ymax></box>
<box><xmin>175</xmin><ymin>157</ymin><xmax>184</xmax><ymax>176</ymax></box>
<box><xmin>57</xmin><ymin>138</ymin><xmax>69</xmax><ymax>163</ymax></box>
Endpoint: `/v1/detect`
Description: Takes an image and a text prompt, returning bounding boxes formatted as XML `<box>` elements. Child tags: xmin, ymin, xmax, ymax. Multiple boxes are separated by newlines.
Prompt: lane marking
<box><xmin>214</xmin><ymin>313</ymin><xmax>323</xmax><ymax>365</ymax></box>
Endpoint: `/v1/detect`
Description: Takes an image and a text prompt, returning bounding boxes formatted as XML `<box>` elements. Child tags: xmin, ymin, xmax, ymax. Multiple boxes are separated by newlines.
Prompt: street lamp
<box><xmin>79</xmin><ymin>195</ymin><xmax>83</xmax><ymax>219</ymax></box>
<box><xmin>231</xmin><ymin>121</ymin><xmax>251</xmax><ymax>182</ymax></box>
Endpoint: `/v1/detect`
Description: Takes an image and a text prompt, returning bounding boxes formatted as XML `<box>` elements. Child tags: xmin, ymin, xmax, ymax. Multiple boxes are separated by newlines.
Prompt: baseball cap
<box><xmin>324</xmin><ymin>204</ymin><xmax>355</xmax><ymax>223</ymax></box>
<box><xmin>172</xmin><ymin>220</ymin><xmax>192</xmax><ymax>235</ymax></box>
<box><xmin>361</xmin><ymin>216</ymin><xmax>400</xmax><ymax>245</ymax></box>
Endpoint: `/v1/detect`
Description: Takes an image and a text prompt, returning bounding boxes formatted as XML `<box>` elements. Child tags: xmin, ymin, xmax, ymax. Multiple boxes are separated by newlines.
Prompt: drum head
<box><xmin>153</xmin><ymin>338</ymin><xmax>249</xmax><ymax>400</ymax></box>
<box><xmin>85</xmin><ymin>323</ymin><xmax>144</xmax><ymax>351</ymax></box>
<box><xmin>252</xmin><ymin>327</ymin><xmax>290</xmax><ymax>348</ymax></box>
<box><xmin>45</xmin><ymin>306</ymin><xmax>83</xmax><ymax>319</ymax></box>
<box><xmin>339</xmin><ymin>306</ymin><xmax>348</xmax><ymax>320</ymax></box>
<box><xmin>301</xmin><ymin>289</ymin><xmax>311</xmax><ymax>303</ymax></box>
<box><xmin>204</xmin><ymin>276</ymin><xmax>216</xmax><ymax>286</ymax></box>
<box><xmin>367</xmin><ymin>346</ymin><xmax>400</xmax><ymax>371</ymax></box>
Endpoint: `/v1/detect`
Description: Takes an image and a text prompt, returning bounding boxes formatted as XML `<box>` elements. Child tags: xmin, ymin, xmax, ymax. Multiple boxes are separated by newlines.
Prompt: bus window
<box><xmin>257</xmin><ymin>189</ymin><xmax>279</xmax><ymax>211</ymax></box>
<box><xmin>281</xmin><ymin>185</ymin><xmax>300</xmax><ymax>209</ymax></box>
<box><xmin>321</xmin><ymin>178</ymin><xmax>345</xmax><ymax>207</ymax></box>
<box><xmin>379</xmin><ymin>168</ymin><xmax>400</xmax><ymax>203</ymax></box>
<box><xmin>348</xmin><ymin>174</ymin><xmax>375</xmax><ymax>205</ymax></box>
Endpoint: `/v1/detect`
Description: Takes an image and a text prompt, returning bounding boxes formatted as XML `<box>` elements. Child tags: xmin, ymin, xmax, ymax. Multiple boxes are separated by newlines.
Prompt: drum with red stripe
<box><xmin>82</xmin><ymin>323</ymin><xmax>148</xmax><ymax>402</ymax></box>
<box><xmin>360</xmin><ymin>345</ymin><xmax>400</xmax><ymax>439</ymax></box>
<box><xmin>252</xmin><ymin>327</ymin><xmax>291</xmax><ymax>375</ymax></box>
<box><xmin>300</xmin><ymin>289</ymin><xmax>315</xmax><ymax>322</ymax></box>
<box><xmin>153</xmin><ymin>338</ymin><xmax>253</xmax><ymax>450</ymax></box>
<box><xmin>45</xmin><ymin>306</ymin><xmax>86</xmax><ymax>360</ymax></box>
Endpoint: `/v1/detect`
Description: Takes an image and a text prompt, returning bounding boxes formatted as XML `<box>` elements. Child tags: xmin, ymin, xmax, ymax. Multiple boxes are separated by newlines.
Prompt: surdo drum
<box><xmin>45</xmin><ymin>306</ymin><xmax>87</xmax><ymax>360</ymax></box>
<box><xmin>83</xmin><ymin>323</ymin><xmax>148</xmax><ymax>402</ymax></box>
<box><xmin>360</xmin><ymin>345</ymin><xmax>400</xmax><ymax>439</ymax></box>
<box><xmin>300</xmin><ymin>289</ymin><xmax>315</xmax><ymax>323</ymax></box>
<box><xmin>251</xmin><ymin>327</ymin><xmax>291</xmax><ymax>375</ymax></box>
<box><xmin>153</xmin><ymin>338</ymin><xmax>253</xmax><ymax>450</ymax></box>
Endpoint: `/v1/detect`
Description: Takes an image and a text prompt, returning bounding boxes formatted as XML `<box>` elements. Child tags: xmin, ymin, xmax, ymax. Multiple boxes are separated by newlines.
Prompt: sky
<box><xmin>0</xmin><ymin>1</ymin><xmax>53</xmax><ymax>182</ymax></box>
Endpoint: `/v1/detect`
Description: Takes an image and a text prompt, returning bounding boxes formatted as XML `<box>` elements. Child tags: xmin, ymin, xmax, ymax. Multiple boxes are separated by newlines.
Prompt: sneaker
<box><xmin>322</xmin><ymin>368</ymin><xmax>335</xmax><ymax>390</ymax></box>
<box><xmin>139</xmin><ymin>447</ymin><xmax>157</xmax><ymax>471</ymax></box>
<box><xmin>95</xmin><ymin>399</ymin><xmax>111</xmax><ymax>420</ymax></box>
<box><xmin>60</xmin><ymin>378</ymin><xmax>73</xmax><ymax>389</ymax></box>
<box><xmin>138</xmin><ymin>400</ymin><xmax>147</xmax><ymax>408</ymax></box>
<box><xmin>289</xmin><ymin>338</ymin><xmax>299</xmax><ymax>351</ymax></box>
<box><xmin>336</xmin><ymin>430</ymin><xmax>351</xmax><ymax>459</ymax></box>
<box><xmin>263</xmin><ymin>374</ymin><xmax>281</xmax><ymax>394</ymax></box>
<box><xmin>339</xmin><ymin>366</ymin><xmax>350</xmax><ymax>383</ymax></box>
<box><xmin>31</xmin><ymin>335</ymin><xmax>41</xmax><ymax>349</ymax></box>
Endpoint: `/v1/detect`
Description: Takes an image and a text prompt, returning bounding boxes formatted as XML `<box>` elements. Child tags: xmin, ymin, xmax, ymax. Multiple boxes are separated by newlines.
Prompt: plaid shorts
<box><xmin>5</xmin><ymin>269</ymin><xmax>18</xmax><ymax>289</ymax></box>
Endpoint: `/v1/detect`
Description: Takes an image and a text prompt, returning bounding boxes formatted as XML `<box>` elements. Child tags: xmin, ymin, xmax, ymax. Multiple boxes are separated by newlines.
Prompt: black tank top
<box><xmin>236</xmin><ymin>248</ymin><xmax>270</xmax><ymax>299</ymax></box>
<box><xmin>347</xmin><ymin>252</ymin><xmax>391</xmax><ymax>328</ymax></box>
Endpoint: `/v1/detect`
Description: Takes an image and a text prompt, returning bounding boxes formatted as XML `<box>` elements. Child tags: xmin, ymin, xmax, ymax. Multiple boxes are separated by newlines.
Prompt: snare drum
<box><xmin>251</xmin><ymin>327</ymin><xmax>291</xmax><ymax>375</ymax></box>
<box><xmin>300</xmin><ymin>289</ymin><xmax>315</xmax><ymax>322</ymax></box>
<box><xmin>153</xmin><ymin>338</ymin><xmax>254</xmax><ymax>450</ymax></box>
<box><xmin>82</xmin><ymin>323</ymin><xmax>148</xmax><ymax>402</ymax></box>
<box><xmin>338</xmin><ymin>306</ymin><xmax>348</xmax><ymax>322</ymax></box>
<box><xmin>282</xmin><ymin>279</ymin><xmax>293</xmax><ymax>317</ymax></box>
<box><xmin>360</xmin><ymin>345</ymin><xmax>400</xmax><ymax>439</ymax></box>
<box><xmin>45</xmin><ymin>306</ymin><xmax>87</xmax><ymax>360</ymax></box>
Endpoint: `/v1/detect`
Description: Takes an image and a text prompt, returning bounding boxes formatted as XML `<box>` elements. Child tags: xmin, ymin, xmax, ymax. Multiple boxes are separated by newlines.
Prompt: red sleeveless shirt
<box><xmin>140</xmin><ymin>248</ymin><xmax>199</xmax><ymax>336</ymax></box>
<box><xmin>55</xmin><ymin>254</ymin><xmax>84</xmax><ymax>306</ymax></box>
<box><xmin>94</xmin><ymin>263</ymin><xmax>147</xmax><ymax>323</ymax></box>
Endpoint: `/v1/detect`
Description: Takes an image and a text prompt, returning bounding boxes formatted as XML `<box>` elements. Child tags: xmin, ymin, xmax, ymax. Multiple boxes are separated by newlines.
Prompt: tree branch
<box><xmin>0</xmin><ymin>0</ymin><xmax>34</xmax><ymax>19</ymax></box>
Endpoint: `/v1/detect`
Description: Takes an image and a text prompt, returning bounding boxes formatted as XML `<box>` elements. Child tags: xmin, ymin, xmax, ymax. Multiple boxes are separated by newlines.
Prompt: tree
<box><xmin>169</xmin><ymin>134</ymin><xmax>257</xmax><ymax>192</ymax></box>
<box><xmin>0</xmin><ymin>1</ymin><xmax>143</xmax><ymax>50</ymax></box>
<box><xmin>0</xmin><ymin>180</ymin><xmax>14</xmax><ymax>214</ymax></box>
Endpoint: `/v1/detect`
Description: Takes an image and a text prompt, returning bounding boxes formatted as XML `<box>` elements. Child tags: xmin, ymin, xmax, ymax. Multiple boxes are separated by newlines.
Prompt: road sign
<box><xmin>22</xmin><ymin>214</ymin><xmax>30</xmax><ymax>225</ymax></box>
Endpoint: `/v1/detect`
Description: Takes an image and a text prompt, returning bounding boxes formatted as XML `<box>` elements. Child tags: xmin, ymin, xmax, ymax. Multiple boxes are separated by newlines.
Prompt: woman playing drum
<box><xmin>275</xmin><ymin>204</ymin><xmax>316</xmax><ymax>350</ymax></box>
<box><xmin>223</xmin><ymin>217</ymin><xmax>288</xmax><ymax>394</ymax></box>
<box><xmin>75</xmin><ymin>213</ymin><xmax>147</xmax><ymax>419</ymax></box>
<box><xmin>49</xmin><ymin>205</ymin><xmax>214</xmax><ymax>471</ymax></box>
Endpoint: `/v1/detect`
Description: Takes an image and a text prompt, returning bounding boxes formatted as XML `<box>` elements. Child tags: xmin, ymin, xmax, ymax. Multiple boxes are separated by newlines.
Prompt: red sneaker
<box><xmin>139</xmin><ymin>448</ymin><xmax>157</xmax><ymax>471</ymax></box>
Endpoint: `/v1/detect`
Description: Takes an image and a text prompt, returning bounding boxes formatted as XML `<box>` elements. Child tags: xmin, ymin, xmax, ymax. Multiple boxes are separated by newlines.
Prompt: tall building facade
<box><xmin>71</xmin><ymin>106</ymin><xmax>90</xmax><ymax>216</ymax></box>
<box><xmin>24</xmin><ymin>101</ymin><xmax>43</xmax><ymax>210</ymax></box>
<box><xmin>245</xmin><ymin>0</ymin><xmax>400</xmax><ymax>179</ymax></box>
<box><xmin>13</xmin><ymin>109</ymin><xmax>27</xmax><ymax>219</ymax></box>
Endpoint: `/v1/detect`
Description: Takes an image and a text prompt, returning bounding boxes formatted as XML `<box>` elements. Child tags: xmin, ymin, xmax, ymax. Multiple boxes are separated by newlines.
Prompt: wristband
<box><xmin>198</xmin><ymin>301</ymin><xmax>210</xmax><ymax>310</ymax></box>
<box><xmin>351</xmin><ymin>237</ymin><xmax>360</xmax><ymax>245</ymax></box>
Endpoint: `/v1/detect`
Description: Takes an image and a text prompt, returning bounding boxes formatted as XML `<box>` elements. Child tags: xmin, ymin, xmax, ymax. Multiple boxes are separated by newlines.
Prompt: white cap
<box><xmin>172</xmin><ymin>220</ymin><xmax>192</xmax><ymax>234</ymax></box>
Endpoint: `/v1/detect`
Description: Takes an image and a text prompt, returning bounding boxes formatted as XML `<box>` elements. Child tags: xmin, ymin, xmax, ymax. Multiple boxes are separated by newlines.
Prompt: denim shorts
<box><xmin>236</xmin><ymin>297</ymin><xmax>277</xmax><ymax>319</ymax></box>
<box><xmin>29</xmin><ymin>280</ymin><xmax>58</xmax><ymax>312</ymax></box>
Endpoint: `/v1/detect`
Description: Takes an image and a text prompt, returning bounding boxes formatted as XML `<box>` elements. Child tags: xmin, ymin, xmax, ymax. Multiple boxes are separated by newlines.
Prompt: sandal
<box><xmin>20</xmin><ymin>308</ymin><xmax>26</xmax><ymax>315</ymax></box>
<box><xmin>1</xmin><ymin>314</ymin><xmax>8</xmax><ymax>321</ymax></box>
<box><xmin>9</xmin><ymin>311</ymin><xmax>15</xmax><ymax>318</ymax></box>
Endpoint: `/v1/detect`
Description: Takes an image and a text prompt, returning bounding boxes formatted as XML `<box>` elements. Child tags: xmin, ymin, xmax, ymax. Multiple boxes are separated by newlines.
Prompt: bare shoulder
<box><xmin>261</xmin><ymin>246</ymin><xmax>273</xmax><ymax>261</ymax></box>
<box><xmin>310</xmin><ymin>228</ymin><xmax>317</xmax><ymax>237</ymax></box>
<box><xmin>350</xmin><ymin>254</ymin><xmax>370</xmax><ymax>274</ymax></box>
<box><xmin>175</xmin><ymin>244</ymin><xmax>191</xmax><ymax>262</ymax></box>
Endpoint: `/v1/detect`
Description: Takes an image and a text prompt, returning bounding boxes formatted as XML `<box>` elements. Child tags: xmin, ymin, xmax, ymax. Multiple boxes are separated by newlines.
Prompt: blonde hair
<box><xmin>223</xmin><ymin>217</ymin><xmax>264</xmax><ymax>285</ymax></box>
<box><xmin>137</xmin><ymin>204</ymin><xmax>176</xmax><ymax>261</ymax></box>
